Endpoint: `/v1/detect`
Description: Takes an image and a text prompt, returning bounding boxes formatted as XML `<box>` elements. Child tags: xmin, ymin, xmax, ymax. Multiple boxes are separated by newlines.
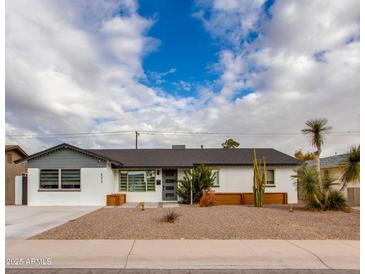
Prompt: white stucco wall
<box><xmin>324</xmin><ymin>167</ymin><xmax>360</xmax><ymax>198</ymax></box>
<box><xmin>27</xmin><ymin>167</ymin><xmax>115</xmax><ymax>206</ymax></box>
<box><xmin>209</xmin><ymin>166</ymin><xmax>298</xmax><ymax>204</ymax></box>
<box><xmin>114</xmin><ymin>168</ymin><xmax>163</xmax><ymax>202</ymax></box>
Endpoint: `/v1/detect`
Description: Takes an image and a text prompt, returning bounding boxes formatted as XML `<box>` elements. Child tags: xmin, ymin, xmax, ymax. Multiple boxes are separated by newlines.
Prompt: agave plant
<box><xmin>252</xmin><ymin>150</ymin><xmax>266</xmax><ymax>207</ymax></box>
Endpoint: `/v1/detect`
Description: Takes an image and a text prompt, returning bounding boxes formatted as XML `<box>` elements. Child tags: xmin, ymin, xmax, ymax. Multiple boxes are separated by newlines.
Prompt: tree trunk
<box><xmin>315</xmin><ymin>150</ymin><xmax>326</xmax><ymax>210</ymax></box>
<box><xmin>316</xmin><ymin>151</ymin><xmax>322</xmax><ymax>188</ymax></box>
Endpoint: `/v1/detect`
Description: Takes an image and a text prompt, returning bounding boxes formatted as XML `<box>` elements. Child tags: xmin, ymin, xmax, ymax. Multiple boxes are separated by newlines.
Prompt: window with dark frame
<box><xmin>40</xmin><ymin>169</ymin><xmax>59</xmax><ymax>189</ymax></box>
<box><xmin>61</xmin><ymin>169</ymin><xmax>81</xmax><ymax>189</ymax></box>
<box><xmin>39</xmin><ymin>169</ymin><xmax>80</xmax><ymax>190</ymax></box>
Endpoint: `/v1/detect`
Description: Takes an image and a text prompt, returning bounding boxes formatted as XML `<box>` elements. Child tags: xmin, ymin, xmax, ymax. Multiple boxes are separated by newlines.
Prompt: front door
<box><xmin>162</xmin><ymin>169</ymin><xmax>177</xmax><ymax>201</ymax></box>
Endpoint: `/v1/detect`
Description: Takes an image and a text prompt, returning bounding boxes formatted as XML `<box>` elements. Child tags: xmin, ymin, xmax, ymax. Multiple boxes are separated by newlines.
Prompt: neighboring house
<box><xmin>5</xmin><ymin>145</ymin><xmax>28</xmax><ymax>205</ymax></box>
<box><xmin>307</xmin><ymin>154</ymin><xmax>360</xmax><ymax>206</ymax></box>
<box><xmin>16</xmin><ymin>143</ymin><xmax>299</xmax><ymax>206</ymax></box>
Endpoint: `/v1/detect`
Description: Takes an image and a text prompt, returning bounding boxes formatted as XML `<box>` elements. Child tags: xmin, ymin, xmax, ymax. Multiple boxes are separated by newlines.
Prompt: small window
<box><xmin>120</xmin><ymin>172</ymin><xmax>127</xmax><ymax>191</ymax></box>
<box><xmin>6</xmin><ymin>153</ymin><xmax>13</xmax><ymax>164</ymax></box>
<box><xmin>146</xmin><ymin>170</ymin><xmax>156</xmax><ymax>191</ymax></box>
<box><xmin>266</xmin><ymin>170</ymin><xmax>275</xmax><ymax>186</ymax></box>
<box><xmin>61</xmin><ymin>169</ymin><xmax>80</xmax><ymax>189</ymax></box>
<box><xmin>212</xmin><ymin>170</ymin><xmax>219</xmax><ymax>187</ymax></box>
<box><xmin>40</xmin><ymin>169</ymin><xmax>59</xmax><ymax>189</ymax></box>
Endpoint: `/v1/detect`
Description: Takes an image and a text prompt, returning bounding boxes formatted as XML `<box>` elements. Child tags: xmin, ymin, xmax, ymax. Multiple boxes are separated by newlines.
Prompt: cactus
<box><xmin>252</xmin><ymin>149</ymin><xmax>267</xmax><ymax>207</ymax></box>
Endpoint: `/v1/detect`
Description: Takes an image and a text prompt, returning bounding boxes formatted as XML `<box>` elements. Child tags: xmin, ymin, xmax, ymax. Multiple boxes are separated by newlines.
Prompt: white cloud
<box><xmin>6</xmin><ymin>0</ymin><xmax>359</xmax><ymax>157</ymax></box>
<box><xmin>193</xmin><ymin>0</ymin><xmax>359</xmax><ymax>156</ymax></box>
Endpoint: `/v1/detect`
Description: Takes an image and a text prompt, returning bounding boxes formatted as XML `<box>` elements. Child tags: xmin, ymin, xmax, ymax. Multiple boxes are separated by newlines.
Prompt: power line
<box><xmin>6</xmin><ymin>130</ymin><xmax>360</xmax><ymax>139</ymax></box>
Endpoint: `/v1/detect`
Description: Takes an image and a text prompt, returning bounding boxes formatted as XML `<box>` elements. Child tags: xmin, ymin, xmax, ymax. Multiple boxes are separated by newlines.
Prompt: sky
<box><xmin>5</xmin><ymin>0</ymin><xmax>360</xmax><ymax>156</ymax></box>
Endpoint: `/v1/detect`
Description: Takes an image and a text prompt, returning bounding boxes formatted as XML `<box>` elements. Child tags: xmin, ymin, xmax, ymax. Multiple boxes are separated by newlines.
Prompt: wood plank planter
<box><xmin>106</xmin><ymin>194</ymin><xmax>126</xmax><ymax>206</ymax></box>
<box><xmin>214</xmin><ymin>192</ymin><xmax>288</xmax><ymax>205</ymax></box>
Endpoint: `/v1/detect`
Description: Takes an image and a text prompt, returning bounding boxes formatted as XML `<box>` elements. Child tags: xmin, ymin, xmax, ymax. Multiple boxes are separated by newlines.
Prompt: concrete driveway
<box><xmin>6</xmin><ymin>206</ymin><xmax>101</xmax><ymax>239</ymax></box>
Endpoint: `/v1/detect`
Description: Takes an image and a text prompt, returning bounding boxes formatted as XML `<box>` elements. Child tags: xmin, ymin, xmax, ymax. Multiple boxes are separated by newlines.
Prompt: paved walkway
<box><xmin>6</xmin><ymin>206</ymin><xmax>101</xmax><ymax>239</ymax></box>
<box><xmin>6</xmin><ymin>240</ymin><xmax>359</xmax><ymax>270</ymax></box>
<box><xmin>117</xmin><ymin>202</ymin><xmax>180</xmax><ymax>208</ymax></box>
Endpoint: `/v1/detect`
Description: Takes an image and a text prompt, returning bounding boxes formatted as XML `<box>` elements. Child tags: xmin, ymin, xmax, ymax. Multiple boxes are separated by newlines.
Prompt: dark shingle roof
<box><xmin>88</xmin><ymin>148</ymin><xmax>299</xmax><ymax>168</ymax></box>
<box><xmin>307</xmin><ymin>154</ymin><xmax>349</xmax><ymax>168</ymax></box>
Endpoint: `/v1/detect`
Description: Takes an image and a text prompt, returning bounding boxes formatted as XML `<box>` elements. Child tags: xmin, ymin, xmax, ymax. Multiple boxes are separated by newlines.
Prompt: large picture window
<box><xmin>120</xmin><ymin>170</ymin><xmax>156</xmax><ymax>192</ymax></box>
<box><xmin>39</xmin><ymin>169</ymin><xmax>80</xmax><ymax>190</ymax></box>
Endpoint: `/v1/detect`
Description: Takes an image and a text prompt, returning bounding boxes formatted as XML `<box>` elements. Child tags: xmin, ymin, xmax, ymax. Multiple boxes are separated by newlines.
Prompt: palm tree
<box><xmin>340</xmin><ymin>145</ymin><xmax>360</xmax><ymax>191</ymax></box>
<box><xmin>301</xmin><ymin>119</ymin><xmax>332</xmax><ymax>208</ymax></box>
<box><xmin>301</xmin><ymin>119</ymin><xmax>332</xmax><ymax>186</ymax></box>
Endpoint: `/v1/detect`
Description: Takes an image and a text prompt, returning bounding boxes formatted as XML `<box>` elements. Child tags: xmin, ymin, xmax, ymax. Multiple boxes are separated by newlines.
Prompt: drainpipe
<box><xmin>190</xmin><ymin>181</ymin><xmax>193</xmax><ymax>205</ymax></box>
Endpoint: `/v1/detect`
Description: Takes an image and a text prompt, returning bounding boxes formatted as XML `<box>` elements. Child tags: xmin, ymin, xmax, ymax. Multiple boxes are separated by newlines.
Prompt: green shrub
<box><xmin>293</xmin><ymin>164</ymin><xmax>348</xmax><ymax>210</ymax></box>
<box><xmin>327</xmin><ymin>190</ymin><xmax>348</xmax><ymax>210</ymax></box>
<box><xmin>176</xmin><ymin>165</ymin><xmax>216</xmax><ymax>204</ymax></box>
<box><xmin>176</xmin><ymin>178</ymin><xmax>192</xmax><ymax>204</ymax></box>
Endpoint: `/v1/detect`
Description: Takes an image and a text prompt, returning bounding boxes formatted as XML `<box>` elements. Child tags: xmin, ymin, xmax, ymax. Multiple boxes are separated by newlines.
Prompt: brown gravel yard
<box><xmin>30</xmin><ymin>205</ymin><xmax>359</xmax><ymax>240</ymax></box>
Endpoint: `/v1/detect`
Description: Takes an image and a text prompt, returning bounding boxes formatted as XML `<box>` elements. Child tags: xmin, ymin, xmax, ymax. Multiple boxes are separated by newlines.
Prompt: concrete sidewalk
<box><xmin>6</xmin><ymin>240</ymin><xmax>359</xmax><ymax>270</ymax></box>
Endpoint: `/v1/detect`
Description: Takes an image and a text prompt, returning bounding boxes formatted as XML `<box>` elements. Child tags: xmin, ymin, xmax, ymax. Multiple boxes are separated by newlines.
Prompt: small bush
<box><xmin>328</xmin><ymin>190</ymin><xmax>348</xmax><ymax>210</ymax></box>
<box><xmin>161</xmin><ymin>210</ymin><xmax>180</xmax><ymax>223</ymax></box>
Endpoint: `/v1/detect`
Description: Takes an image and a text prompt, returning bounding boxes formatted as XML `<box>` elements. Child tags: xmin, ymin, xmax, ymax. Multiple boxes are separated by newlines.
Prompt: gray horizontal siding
<box><xmin>28</xmin><ymin>148</ymin><xmax>106</xmax><ymax>168</ymax></box>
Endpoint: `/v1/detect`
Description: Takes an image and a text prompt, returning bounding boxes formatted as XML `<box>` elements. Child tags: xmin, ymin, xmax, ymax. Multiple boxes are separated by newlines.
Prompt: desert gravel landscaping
<box><xmin>31</xmin><ymin>205</ymin><xmax>359</xmax><ymax>240</ymax></box>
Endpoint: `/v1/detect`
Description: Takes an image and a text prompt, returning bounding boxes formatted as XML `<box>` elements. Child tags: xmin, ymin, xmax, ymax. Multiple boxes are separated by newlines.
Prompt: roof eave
<box><xmin>15</xmin><ymin>143</ymin><xmax>123</xmax><ymax>166</ymax></box>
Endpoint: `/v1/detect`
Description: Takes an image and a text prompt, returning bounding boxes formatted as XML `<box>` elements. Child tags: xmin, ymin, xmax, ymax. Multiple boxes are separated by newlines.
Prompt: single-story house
<box><xmin>307</xmin><ymin>154</ymin><xmax>360</xmax><ymax>206</ymax></box>
<box><xmin>16</xmin><ymin>143</ymin><xmax>300</xmax><ymax>206</ymax></box>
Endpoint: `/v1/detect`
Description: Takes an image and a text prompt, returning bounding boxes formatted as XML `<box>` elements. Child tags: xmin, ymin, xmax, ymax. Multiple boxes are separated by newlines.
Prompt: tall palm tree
<box><xmin>301</xmin><ymin>119</ymin><xmax>332</xmax><ymax>187</ymax></box>
<box><xmin>340</xmin><ymin>145</ymin><xmax>360</xmax><ymax>191</ymax></box>
<box><xmin>302</xmin><ymin>119</ymin><xmax>332</xmax><ymax>209</ymax></box>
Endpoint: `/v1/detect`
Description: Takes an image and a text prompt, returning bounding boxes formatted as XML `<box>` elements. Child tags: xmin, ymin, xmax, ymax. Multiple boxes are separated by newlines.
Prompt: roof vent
<box><xmin>172</xmin><ymin>145</ymin><xmax>186</xmax><ymax>149</ymax></box>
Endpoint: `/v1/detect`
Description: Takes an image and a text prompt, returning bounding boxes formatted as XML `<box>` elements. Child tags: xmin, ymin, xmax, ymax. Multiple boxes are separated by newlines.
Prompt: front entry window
<box><xmin>119</xmin><ymin>170</ymin><xmax>156</xmax><ymax>192</ymax></box>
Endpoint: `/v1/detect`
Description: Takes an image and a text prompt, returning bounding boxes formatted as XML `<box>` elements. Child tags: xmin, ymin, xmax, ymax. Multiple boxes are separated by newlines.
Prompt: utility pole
<box><xmin>135</xmin><ymin>131</ymin><xmax>140</xmax><ymax>149</ymax></box>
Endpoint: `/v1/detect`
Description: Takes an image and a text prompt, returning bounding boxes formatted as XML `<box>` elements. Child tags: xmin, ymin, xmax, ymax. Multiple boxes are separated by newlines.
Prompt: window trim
<box><xmin>265</xmin><ymin>169</ymin><xmax>276</xmax><ymax>187</ymax></box>
<box><xmin>39</xmin><ymin>168</ymin><xmax>81</xmax><ymax>192</ymax></box>
<box><xmin>119</xmin><ymin>169</ymin><xmax>156</xmax><ymax>192</ymax></box>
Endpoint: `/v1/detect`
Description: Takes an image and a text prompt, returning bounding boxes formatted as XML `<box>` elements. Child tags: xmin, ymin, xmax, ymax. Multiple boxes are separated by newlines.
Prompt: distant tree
<box><xmin>294</xmin><ymin>149</ymin><xmax>315</xmax><ymax>162</ymax></box>
<box><xmin>340</xmin><ymin>145</ymin><xmax>360</xmax><ymax>191</ymax></box>
<box><xmin>221</xmin><ymin>138</ymin><xmax>240</xmax><ymax>149</ymax></box>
